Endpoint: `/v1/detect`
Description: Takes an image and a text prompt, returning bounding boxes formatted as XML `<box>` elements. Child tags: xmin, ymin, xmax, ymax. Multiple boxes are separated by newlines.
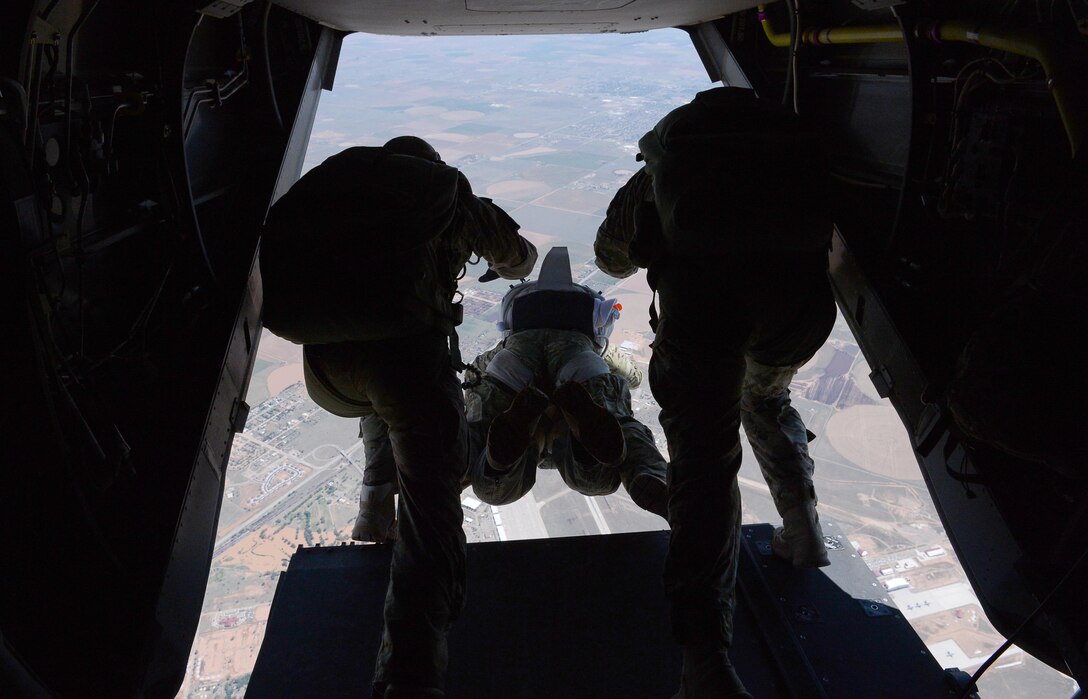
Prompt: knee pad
<box><xmin>485</xmin><ymin>349</ymin><xmax>534</xmax><ymax>391</ymax></box>
<box><xmin>742</xmin><ymin>357</ymin><xmax>803</xmax><ymax>411</ymax></box>
<box><xmin>555</xmin><ymin>350</ymin><xmax>609</xmax><ymax>385</ymax></box>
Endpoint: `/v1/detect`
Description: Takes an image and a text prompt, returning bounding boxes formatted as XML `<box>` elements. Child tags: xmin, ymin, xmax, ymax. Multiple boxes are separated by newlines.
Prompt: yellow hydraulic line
<box><xmin>922</xmin><ymin>20</ymin><xmax>1085</xmax><ymax>155</ymax></box>
<box><xmin>756</xmin><ymin>5</ymin><xmax>792</xmax><ymax>47</ymax></box>
<box><xmin>756</xmin><ymin>5</ymin><xmax>902</xmax><ymax>47</ymax></box>
<box><xmin>803</xmin><ymin>25</ymin><xmax>904</xmax><ymax>44</ymax></box>
<box><xmin>754</xmin><ymin>5</ymin><xmax>1086</xmax><ymax>155</ymax></box>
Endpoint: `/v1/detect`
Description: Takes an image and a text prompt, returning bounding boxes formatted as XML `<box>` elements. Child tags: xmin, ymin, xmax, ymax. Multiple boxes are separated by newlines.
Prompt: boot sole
<box><xmin>486</xmin><ymin>387</ymin><xmax>550</xmax><ymax>469</ymax></box>
<box><xmin>552</xmin><ymin>381</ymin><xmax>626</xmax><ymax>466</ymax></box>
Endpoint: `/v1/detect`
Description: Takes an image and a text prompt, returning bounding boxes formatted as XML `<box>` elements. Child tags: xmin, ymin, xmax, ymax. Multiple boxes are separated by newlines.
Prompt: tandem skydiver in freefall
<box><xmin>353</xmin><ymin>246</ymin><xmax>669</xmax><ymax>545</ymax></box>
<box><xmin>260</xmin><ymin>135</ymin><xmax>537</xmax><ymax>698</ymax></box>
<box><xmin>465</xmin><ymin>246</ymin><xmax>669</xmax><ymax>519</ymax></box>
<box><xmin>595</xmin><ymin>87</ymin><xmax>836</xmax><ymax>699</ymax></box>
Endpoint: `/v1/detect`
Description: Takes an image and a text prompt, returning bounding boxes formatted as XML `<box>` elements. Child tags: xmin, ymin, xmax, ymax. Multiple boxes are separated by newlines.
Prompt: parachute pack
<box><xmin>498</xmin><ymin>246</ymin><xmax>619</xmax><ymax>348</ymax></box>
<box><xmin>260</xmin><ymin>146</ymin><xmax>463</xmax><ymax>345</ymax></box>
<box><xmin>637</xmin><ymin>86</ymin><xmax>831</xmax><ymax>256</ymax></box>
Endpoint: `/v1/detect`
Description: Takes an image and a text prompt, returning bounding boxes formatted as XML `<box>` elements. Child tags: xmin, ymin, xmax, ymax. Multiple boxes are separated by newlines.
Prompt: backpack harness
<box><xmin>498</xmin><ymin>246</ymin><xmax>620</xmax><ymax>351</ymax></box>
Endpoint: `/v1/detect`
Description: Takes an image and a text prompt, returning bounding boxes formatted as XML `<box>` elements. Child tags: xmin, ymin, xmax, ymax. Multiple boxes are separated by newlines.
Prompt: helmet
<box><xmin>384</xmin><ymin>135</ymin><xmax>442</xmax><ymax>163</ymax></box>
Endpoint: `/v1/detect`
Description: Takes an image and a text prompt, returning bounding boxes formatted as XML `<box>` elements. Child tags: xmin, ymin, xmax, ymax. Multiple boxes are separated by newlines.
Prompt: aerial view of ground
<box><xmin>177</xmin><ymin>29</ymin><xmax>1073</xmax><ymax>699</ymax></box>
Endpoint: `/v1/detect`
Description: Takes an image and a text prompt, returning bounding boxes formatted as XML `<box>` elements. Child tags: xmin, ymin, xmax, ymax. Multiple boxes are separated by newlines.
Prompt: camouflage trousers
<box><xmin>740</xmin><ymin>358</ymin><xmax>821</xmax><ymax>514</ymax></box>
<box><xmin>465</xmin><ymin>329</ymin><xmax>666</xmax><ymax>504</ymax></box>
<box><xmin>649</xmin><ymin>252</ymin><xmax>835</xmax><ymax>646</ymax></box>
<box><xmin>303</xmin><ymin>335</ymin><xmax>466</xmax><ymax>691</ymax></box>
<box><xmin>358</xmin><ymin>413</ymin><xmax>396</xmax><ymax>485</ymax></box>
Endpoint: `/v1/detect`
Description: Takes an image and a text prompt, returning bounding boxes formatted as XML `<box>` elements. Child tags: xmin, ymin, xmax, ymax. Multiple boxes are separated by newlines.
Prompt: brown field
<box><xmin>190</xmin><ymin>613</ymin><xmax>269</xmax><ymax>683</ymax></box>
<box><xmin>916</xmin><ymin>606</ymin><xmax>1003</xmax><ymax>655</ymax></box>
<box><xmin>256</xmin><ymin>332</ymin><xmax>303</xmax><ymax>364</ymax></box>
<box><xmin>617</xmin><ymin>268</ymin><xmax>651</xmax><ymax>294</ymax></box>
<box><xmin>423</xmin><ymin>131</ymin><xmax>472</xmax><ymax>143</ymax></box>
<box><xmin>848</xmin><ymin>533</ymin><xmax>882</xmax><ymax>557</ymax></box>
<box><xmin>606</xmin><ymin>269</ymin><xmax>653</xmax><ymax>343</ymax></box>
<box><xmin>220</xmin><ymin>526</ymin><xmax>346</xmax><ymax>575</ymax></box>
<box><xmin>267</xmin><ymin>364</ymin><xmax>304</xmax><ymax>397</ymax></box>
<box><xmin>826</xmin><ymin>405</ymin><xmax>923</xmax><ymax>481</ymax></box>
<box><xmin>224</xmin><ymin>532</ymin><xmax>295</xmax><ymax>574</ymax></box>
<box><xmin>534</xmin><ymin>188</ymin><xmax>613</xmax><ymax>215</ymax></box>
<box><xmin>485</xmin><ymin>179</ymin><xmax>551</xmax><ymax>200</ymax></box>
<box><xmin>439</xmin><ymin>110</ymin><xmax>485</xmax><ymax>121</ymax></box>
<box><xmin>235</xmin><ymin>483</ymin><xmax>263</xmax><ymax>508</ymax></box>
<box><xmin>491</xmin><ymin>145</ymin><xmax>556</xmax><ymax>160</ymax></box>
<box><xmin>519</xmin><ymin>231</ymin><xmax>560</xmax><ymax>250</ymax></box>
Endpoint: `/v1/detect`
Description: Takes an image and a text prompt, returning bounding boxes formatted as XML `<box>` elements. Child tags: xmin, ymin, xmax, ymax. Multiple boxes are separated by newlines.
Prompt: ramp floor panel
<box><xmin>248</xmin><ymin>524</ymin><xmax>950</xmax><ymax>698</ymax></box>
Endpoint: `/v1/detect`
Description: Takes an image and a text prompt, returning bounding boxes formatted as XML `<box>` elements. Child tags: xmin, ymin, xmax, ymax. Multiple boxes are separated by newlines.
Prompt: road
<box><xmin>213</xmin><ymin>437</ymin><xmax>364</xmax><ymax>559</ymax></box>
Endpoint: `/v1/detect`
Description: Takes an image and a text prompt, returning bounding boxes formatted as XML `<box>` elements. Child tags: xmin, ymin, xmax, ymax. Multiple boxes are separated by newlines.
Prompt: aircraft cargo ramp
<box><xmin>248</xmin><ymin>524</ymin><xmax>955</xmax><ymax>698</ymax></box>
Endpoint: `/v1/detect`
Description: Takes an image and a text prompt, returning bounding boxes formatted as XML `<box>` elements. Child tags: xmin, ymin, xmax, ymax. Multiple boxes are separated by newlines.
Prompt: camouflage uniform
<box><xmin>595</xmin><ymin>167</ymin><xmax>835</xmax><ymax>646</ymax></box>
<box><xmin>300</xmin><ymin>160</ymin><xmax>537</xmax><ymax>694</ymax></box>
<box><xmin>464</xmin><ymin>337</ymin><xmax>665</xmax><ymax>510</ymax></box>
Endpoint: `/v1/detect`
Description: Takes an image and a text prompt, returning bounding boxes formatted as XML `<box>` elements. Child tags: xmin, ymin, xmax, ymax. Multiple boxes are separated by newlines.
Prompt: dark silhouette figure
<box><xmin>262</xmin><ymin>136</ymin><xmax>536</xmax><ymax>697</ymax></box>
<box><xmin>595</xmin><ymin>88</ymin><xmax>835</xmax><ymax>698</ymax></box>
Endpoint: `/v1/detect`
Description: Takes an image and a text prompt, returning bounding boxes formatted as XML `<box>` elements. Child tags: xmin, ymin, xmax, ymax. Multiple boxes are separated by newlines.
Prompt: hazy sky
<box><xmin>304</xmin><ymin>29</ymin><xmax>714</xmax><ymax>172</ymax></box>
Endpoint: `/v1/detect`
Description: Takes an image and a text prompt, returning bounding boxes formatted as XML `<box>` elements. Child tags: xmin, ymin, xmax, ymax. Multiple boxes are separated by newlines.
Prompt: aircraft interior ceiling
<box><xmin>1</xmin><ymin>0</ymin><xmax>1086</xmax><ymax>696</ymax></box>
<box><xmin>270</xmin><ymin>0</ymin><xmax>757</xmax><ymax>34</ymax></box>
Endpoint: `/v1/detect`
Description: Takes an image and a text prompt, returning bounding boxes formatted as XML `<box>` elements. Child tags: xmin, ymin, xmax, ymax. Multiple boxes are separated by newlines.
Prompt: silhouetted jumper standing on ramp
<box><xmin>595</xmin><ymin>87</ymin><xmax>836</xmax><ymax>699</ymax></box>
<box><xmin>260</xmin><ymin>135</ymin><xmax>536</xmax><ymax>698</ymax></box>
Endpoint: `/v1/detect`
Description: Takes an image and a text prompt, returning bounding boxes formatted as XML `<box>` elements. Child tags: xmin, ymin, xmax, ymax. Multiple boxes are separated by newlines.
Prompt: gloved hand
<box><xmin>478</xmin><ymin>267</ymin><xmax>500</xmax><ymax>283</ymax></box>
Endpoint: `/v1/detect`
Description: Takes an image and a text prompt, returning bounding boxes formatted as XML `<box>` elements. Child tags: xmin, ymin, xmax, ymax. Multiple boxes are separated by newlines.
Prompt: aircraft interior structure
<box><xmin>1</xmin><ymin>0</ymin><xmax>1086</xmax><ymax>696</ymax></box>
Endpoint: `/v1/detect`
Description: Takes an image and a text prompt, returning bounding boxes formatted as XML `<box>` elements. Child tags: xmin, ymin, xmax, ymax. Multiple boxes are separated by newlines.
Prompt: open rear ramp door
<box><xmin>248</xmin><ymin>525</ymin><xmax>953</xmax><ymax>697</ymax></box>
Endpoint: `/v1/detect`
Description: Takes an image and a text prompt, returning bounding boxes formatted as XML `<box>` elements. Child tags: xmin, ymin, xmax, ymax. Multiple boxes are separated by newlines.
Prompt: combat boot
<box><xmin>486</xmin><ymin>386</ymin><xmax>550</xmax><ymax>470</ymax></box>
<box><xmin>552</xmin><ymin>380</ymin><xmax>626</xmax><ymax>467</ymax></box>
<box><xmin>672</xmin><ymin>641</ymin><xmax>752</xmax><ymax>699</ymax></box>
<box><xmin>351</xmin><ymin>481</ymin><xmax>397</xmax><ymax>543</ymax></box>
<box><xmin>773</xmin><ymin>497</ymin><xmax>830</xmax><ymax>568</ymax></box>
